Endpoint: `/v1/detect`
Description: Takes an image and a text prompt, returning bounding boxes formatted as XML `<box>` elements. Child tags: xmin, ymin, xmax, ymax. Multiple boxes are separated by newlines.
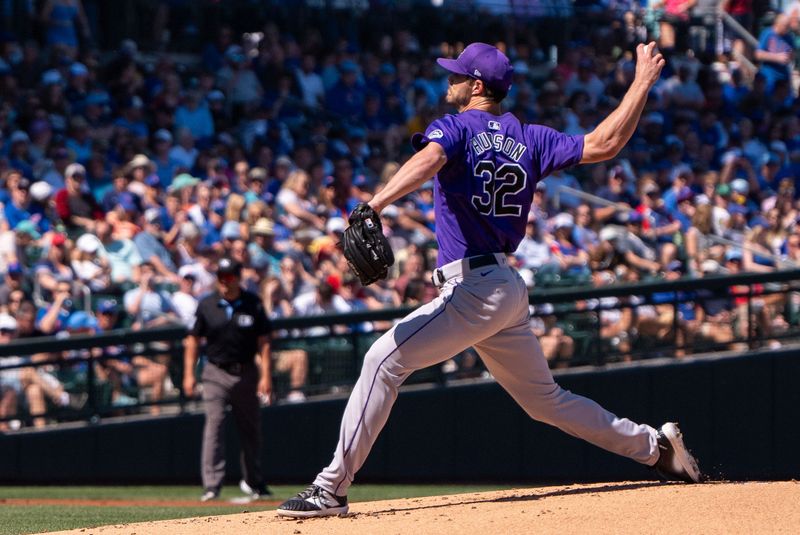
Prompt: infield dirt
<box><xmin>49</xmin><ymin>480</ymin><xmax>800</xmax><ymax>535</ymax></box>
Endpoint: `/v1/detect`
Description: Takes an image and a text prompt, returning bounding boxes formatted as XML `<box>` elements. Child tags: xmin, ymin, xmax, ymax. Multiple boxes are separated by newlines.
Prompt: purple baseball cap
<box><xmin>437</xmin><ymin>43</ymin><xmax>514</xmax><ymax>95</ymax></box>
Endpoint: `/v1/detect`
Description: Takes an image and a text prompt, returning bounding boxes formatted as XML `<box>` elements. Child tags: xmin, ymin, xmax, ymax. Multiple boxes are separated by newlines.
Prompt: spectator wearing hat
<box><xmin>3</xmin><ymin>176</ymin><xmax>37</xmax><ymax>231</ymax></box>
<box><xmin>125</xmin><ymin>154</ymin><xmax>155</xmax><ymax>184</ymax></box>
<box><xmin>550</xmin><ymin>214</ymin><xmax>590</xmax><ymax>276</ymax></box>
<box><xmin>184</xmin><ymin>257</ymin><xmax>273</xmax><ymax>502</ymax></box>
<box><xmin>133</xmin><ymin>209</ymin><xmax>178</xmax><ymax>282</ymax></box>
<box><xmin>93</xmin><ymin>297</ymin><xmax>169</xmax><ymax>413</ymax></box>
<box><xmin>244</xmin><ymin>167</ymin><xmax>268</xmax><ymax>204</ymax></box>
<box><xmin>140</xmin><ymin>173</ymin><xmax>163</xmax><ymax>210</ymax></box>
<box><xmin>54</xmin><ymin>162</ymin><xmax>103</xmax><ymax>233</ymax></box>
<box><xmin>249</xmin><ymin>218</ymin><xmax>282</xmax><ymax>276</ymax></box>
<box><xmin>0</xmin><ymin>263</ymin><xmax>27</xmax><ymax>311</ymax></box>
<box><xmin>292</xmin><ymin>278</ymin><xmax>352</xmax><ymax>337</ymax></box>
<box><xmin>0</xmin><ymin>221</ymin><xmax>40</xmax><ymax>275</ymax></box>
<box><xmin>36</xmin><ymin>232</ymin><xmax>75</xmax><ymax>292</ymax></box>
<box><xmin>611</xmin><ymin>211</ymin><xmax>662</xmax><ymax>274</ymax></box>
<box><xmin>171</xmin><ymin>268</ymin><xmax>199</xmax><ymax>328</ymax></box>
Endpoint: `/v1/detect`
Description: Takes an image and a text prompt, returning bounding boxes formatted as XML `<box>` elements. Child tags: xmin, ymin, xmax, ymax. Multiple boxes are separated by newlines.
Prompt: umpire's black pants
<box><xmin>201</xmin><ymin>361</ymin><xmax>263</xmax><ymax>492</ymax></box>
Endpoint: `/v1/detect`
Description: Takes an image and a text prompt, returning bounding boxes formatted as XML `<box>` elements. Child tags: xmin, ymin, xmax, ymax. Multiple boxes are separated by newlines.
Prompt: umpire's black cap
<box><xmin>217</xmin><ymin>257</ymin><xmax>242</xmax><ymax>277</ymax></box>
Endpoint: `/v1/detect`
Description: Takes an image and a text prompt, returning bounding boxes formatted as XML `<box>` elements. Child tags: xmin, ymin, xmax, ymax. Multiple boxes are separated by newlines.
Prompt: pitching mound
<box><xmin>51</xmin><ymin>481</ymin><xmax>800</xmax><ymax>535</ymax></box>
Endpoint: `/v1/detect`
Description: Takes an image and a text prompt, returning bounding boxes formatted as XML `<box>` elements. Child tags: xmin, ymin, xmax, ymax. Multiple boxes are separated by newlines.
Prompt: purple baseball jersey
<box><xmin>412</xmin><ymin>110</ymin><xmax>584</xmax><ymax>266</ymax></box>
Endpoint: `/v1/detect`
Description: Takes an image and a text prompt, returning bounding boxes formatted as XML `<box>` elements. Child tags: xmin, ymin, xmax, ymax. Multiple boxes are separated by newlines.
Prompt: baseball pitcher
<box><xmin>278</xmin><ymin>42</ymin><xmax>701</xmax><ymax>518</ymax></box>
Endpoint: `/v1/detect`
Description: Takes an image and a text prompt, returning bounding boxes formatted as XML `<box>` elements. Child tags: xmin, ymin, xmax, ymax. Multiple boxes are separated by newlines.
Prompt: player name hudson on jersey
<box><xmin>470</xmin><ymin>132</ymin><xmax>527</xmax><ymax>162</ymax></box>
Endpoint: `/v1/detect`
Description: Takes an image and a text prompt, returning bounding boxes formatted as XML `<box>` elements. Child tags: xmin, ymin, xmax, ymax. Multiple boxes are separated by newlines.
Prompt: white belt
<box><xmin>431</xmin><ymin>253</ymin><xmax>509</xmax><ymax>288</ymax></box>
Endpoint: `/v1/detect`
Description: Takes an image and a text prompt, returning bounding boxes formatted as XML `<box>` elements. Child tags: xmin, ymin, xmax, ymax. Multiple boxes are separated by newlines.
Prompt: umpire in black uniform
<box><xmin>183</xmin><ymin>258</ymin><xmax>273</xmax><ymax>501</ymax></box>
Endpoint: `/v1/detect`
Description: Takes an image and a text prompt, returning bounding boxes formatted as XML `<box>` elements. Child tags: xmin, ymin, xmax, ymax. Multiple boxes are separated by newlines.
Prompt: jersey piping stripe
<box><xmin>333</xmin><ymin>287</ymin><xmax>459</xmax><ymax>495</ymax></box>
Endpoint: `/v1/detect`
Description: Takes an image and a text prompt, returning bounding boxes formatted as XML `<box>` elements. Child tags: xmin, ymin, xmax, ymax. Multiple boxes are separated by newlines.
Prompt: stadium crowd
<box><xmin>2</xmin><ymin>0</ymin><xmax>800</xmax><ymax>428</ymax></box>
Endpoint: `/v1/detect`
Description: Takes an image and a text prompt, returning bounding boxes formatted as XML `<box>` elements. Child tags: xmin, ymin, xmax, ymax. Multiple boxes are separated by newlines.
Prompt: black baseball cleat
<box><xmin>277</xmin><ymin>484</ymin><xmax>349</xmax><ymax>518</ymax></box>
<box><xmin>654</xmin><ymin>422</ymin><xmax>702</xmax><ymax>483</ymax></box>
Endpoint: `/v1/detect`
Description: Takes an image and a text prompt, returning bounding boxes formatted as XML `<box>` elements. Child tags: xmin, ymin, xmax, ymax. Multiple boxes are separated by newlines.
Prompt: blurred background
<box><xmin>1</xmin><ymin>0</ymin><xmax>800</xmax><ymax>435</ymax></box>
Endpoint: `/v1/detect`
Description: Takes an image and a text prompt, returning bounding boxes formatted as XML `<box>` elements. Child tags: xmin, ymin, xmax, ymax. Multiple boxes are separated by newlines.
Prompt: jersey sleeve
<box><xmin>410</xmin><ymin>115</ymin><xmax>463</xmax><ymax>160</ymax></box>
<box><xmin>525</xmin><ymin>125</ymin><xmax>584</xmax><ymax>178</ymax></box>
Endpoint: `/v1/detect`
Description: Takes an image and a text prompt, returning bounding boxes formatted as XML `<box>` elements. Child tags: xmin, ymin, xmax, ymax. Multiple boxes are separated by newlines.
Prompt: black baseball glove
<box><xmin>341</xmin><ymin>203</ymin><xmax>395</xmax><ymax>286</ymax></box>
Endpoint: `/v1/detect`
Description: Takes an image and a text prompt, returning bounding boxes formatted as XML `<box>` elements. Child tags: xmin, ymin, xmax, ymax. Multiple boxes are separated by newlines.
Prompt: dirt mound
<box><xmin>50</xmin><ymin>481</ymin><xmax>800</xmax><ymax>535</ymax></box>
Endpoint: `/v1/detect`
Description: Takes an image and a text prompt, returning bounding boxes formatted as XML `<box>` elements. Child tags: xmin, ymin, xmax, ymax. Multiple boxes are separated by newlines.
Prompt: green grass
<box><xmin>0</xmin><ymin>504</ymin><xmax>274</xmax><ymax>535</ymax></box>
<box><xmin>0</xmin><ymin>484</ymin><xmax>515</xmax><ymax>535</ymax></box>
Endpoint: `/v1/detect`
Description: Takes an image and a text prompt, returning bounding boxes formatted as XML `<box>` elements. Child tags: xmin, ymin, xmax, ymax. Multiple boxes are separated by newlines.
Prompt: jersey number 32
<box><xmin>471</xmin><ymin>160</ymin><xmax>528</xmax><ymax>217</ymax></box>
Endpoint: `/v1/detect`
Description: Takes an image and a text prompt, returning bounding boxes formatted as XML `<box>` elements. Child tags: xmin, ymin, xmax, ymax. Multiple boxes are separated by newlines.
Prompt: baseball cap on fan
<box><xmin>437</xmin><ymin>43</ymin><xmax>514</xmax><ymax>96</ymax></box>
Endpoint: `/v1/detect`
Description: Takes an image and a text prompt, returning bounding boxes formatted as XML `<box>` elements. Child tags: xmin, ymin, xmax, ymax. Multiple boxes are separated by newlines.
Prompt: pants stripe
<box><xmin>333</xmin><ymin>288</ymin><xmax>458</xmax><ymax>494</ymax></box>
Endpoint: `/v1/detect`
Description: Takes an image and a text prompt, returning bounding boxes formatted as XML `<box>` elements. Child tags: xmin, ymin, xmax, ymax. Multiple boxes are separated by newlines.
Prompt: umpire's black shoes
<box><xmin>277</xmin><ymin>484</ymin><xmax>348</xmax><ymax>518</ymax></box>
<box><xmin>654</xmin><ymin>422</ymin><xmax>702</xmax><ymax>483</ymax></box>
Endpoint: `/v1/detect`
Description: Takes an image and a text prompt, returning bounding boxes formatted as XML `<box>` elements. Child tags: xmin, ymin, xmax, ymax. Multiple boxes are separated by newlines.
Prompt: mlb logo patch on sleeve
<box><xmin>429</xmin><ymin>129</ymin><xmax>444</xmax><ymax>139</ymax></box>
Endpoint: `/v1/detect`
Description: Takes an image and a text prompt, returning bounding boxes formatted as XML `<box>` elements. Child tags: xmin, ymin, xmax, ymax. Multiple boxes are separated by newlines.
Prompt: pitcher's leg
<box><xmin>475</xmin><ymin>324</ymin><xmax>659</xmax><ymax>465</ymax></box>
<box><xmin>314</xmin><ymin>285</ymin><xmax>487</xmax><ymax>496</ymax></box>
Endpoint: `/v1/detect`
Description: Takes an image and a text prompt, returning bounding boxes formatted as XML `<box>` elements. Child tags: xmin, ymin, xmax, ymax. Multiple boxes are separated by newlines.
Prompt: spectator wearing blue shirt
<box><xmin>325</xmin><ymin>61</ymin><xmax>365</xmax><ymax>121</ymax></box>
<box><xmin>663</xmin><ymin>166</ymin><xmax>693</xmax><ymax>216</ymax></box>
<box><xmin>151</xmin><ymin>129</ymin><xmax>179</xmax><ymax>189</ymax></box>
<box><xmin>7</xmin><ymin>131</ymin><xmax>34</xmax><ymax>179</ymax></box>
<box><xmin>113</xmin><ymin>96</ymin><xmax>149</xmax><ymax>139</ymax></box>
<box><xmin>36</xmin><ymin>279</ymin><xmax>76</xmax><ymax>335</ymax></box>
<box><xmin>133</xmin><ymin>215</ymin><xmax>178</xmax><ymax>282</ymax></box>
<box><xmin>755</xmin><ymin>14</ymin><xmax>794</xmax><ymax>93</ymax></box>
<box><xmin>175</xmin><ymin>91</ymin><xmax>215</xmax><ymax>142</ymax></box>
<box><xmin>3</xmin><ymin>177</ymin><xmax>34</xmax><ymax>230</ymax></box>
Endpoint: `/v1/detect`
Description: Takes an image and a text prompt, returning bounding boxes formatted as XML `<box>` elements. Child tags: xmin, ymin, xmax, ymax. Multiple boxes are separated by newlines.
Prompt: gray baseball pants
<box><xmin>201</xmin><ymin>361</ymin><xmax>263</xmax><ymax>492</ymax></box>
<box><xmin>315</xmin><ymin>257</ymin><xmax>659</xmax><ymax>496</ymax></box>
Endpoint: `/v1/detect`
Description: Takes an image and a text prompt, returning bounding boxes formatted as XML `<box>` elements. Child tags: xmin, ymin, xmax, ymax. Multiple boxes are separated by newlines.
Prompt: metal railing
<box><xmin>2</xmin><ymin>269</ymin><xmax>800</xmax><ymax>430</ymax></box>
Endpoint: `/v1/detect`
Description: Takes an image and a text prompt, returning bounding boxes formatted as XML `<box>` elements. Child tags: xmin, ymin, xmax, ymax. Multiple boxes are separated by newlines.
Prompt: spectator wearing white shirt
<box><xmin>515</xmin><ymin>215</ymin><xmax>557</xmax><ymax>272</ymax></box>
<box><xmin>295</xmin><ymin>55</ymin><xmax>325</xmax><ymax>108</ymax></box>
<box><xmin>292</xmin><ymin>279</ymin><xmax>351</xmax><ymax>337</ymax></box>
<box><xmin>171</xmin><ymin>271</ymin><xmax>199</xmax><ymax>328</ymax></box>
<box><xmin>123</xmin><ymin>262</ymin><xmax>178</xmax><ymax>328</ymax></box>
